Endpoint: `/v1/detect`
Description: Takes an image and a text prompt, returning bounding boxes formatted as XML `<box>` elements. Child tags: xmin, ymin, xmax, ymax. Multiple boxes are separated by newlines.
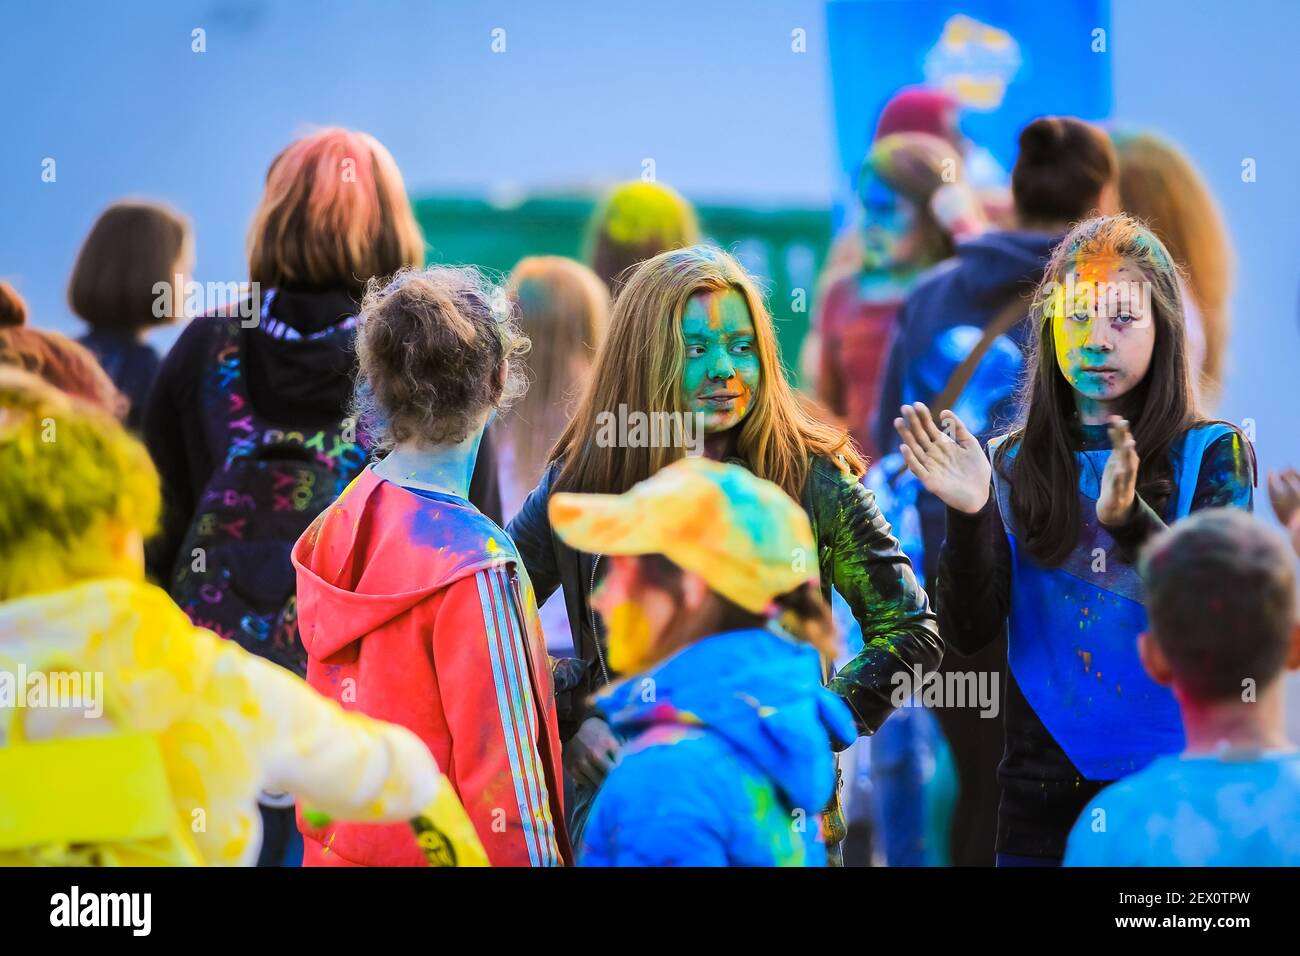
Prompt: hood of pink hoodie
<box><xmin>292</xmin><ymin>467</ymin><xmax>515</xmax><ymax>661</ymax></box>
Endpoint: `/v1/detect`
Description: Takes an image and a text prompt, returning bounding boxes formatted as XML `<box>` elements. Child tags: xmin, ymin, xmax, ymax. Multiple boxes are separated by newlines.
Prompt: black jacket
<box><xmin>507</xmin><ymin>454</ymin><xmax>943</xmax><ymax>741</ymax></box>
<box><xmin>142</xmin><ymin>288</ymin><xmax>502</xmax><ymax>582</ymax></box>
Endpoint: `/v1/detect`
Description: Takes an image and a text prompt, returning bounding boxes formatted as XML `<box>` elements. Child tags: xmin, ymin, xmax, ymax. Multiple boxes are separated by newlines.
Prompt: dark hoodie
<box><xmin>142</xmin><ymin>287</ymin><xmax>502</xmax><ymax>582</ymax></box>
<box><xmin>871</xmin><ymin>229</ymin><xmax>1061</xmax><ymax>584</ymax></box>
<box><xmin>579</xmin><ymin>627</ymin><xmax>857</xmax><ymax>866</ymax></box>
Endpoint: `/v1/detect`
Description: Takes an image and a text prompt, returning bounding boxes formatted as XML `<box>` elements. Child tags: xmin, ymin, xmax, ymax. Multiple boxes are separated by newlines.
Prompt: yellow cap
<box><xmin>548</xmin><ymin>457</ymin><xmax>817</xmax><ymax>614</ymax></box>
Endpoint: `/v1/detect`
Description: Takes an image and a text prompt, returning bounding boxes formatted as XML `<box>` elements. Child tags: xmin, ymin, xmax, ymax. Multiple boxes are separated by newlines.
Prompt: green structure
<box><xmin>412</xmin><ymin>194</ymin><xmax>832</xmax><ymax>386</ymax></box>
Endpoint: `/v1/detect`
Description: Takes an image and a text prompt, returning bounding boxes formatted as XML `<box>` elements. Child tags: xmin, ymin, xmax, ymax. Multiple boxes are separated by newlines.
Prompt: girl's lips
<box><xmin>700</xmin><ymin>393</ymin><xmax>739</xmax><ymax>403</ymax></box>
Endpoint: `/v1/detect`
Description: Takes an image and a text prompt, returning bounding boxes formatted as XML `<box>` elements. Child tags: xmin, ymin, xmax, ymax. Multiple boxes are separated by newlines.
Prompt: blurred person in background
<box><xmin>500</xmin><ymin>256</ymin><xmax>609</xmax><ymax>664</ymax></box>
<box><xmin>815</xmin><ymin>132</ymin><xmax>979</xmax><ymax>463</ymax></box>
<box><xmin>69</xmin><ymin>200</ymin><xmax>192</xmax><ymax>430</ymax></box>
<box><xmin>141</xmin><ymin>127</ymin><xmax>498</xmax><ymax>865</ymax></box>
<box><xmin>810</xmin><ymin>130</ymin><xmax>981</xmax><ymax>867</ymax></box>
<box><xmin>585</xmin><ymin>180</ymin><xmax>701</xmax><ymax>297</ymax></box>
<box><xmin>1</xmin><ymin>324</ymin><xmax>124</xmax><ymax>418</ymax></box>
<box><xmin>1115</xmin><ymin>131</ymin><xmax>1232</xmax><ymax>408</ymax></box>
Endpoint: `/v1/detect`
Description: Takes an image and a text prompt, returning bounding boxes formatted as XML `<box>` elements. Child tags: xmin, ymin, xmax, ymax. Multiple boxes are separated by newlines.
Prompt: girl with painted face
<box><xmin>893</xmin><ymin>214</ymin><xmax>1255</xmax><ymax>866</ymax></box>
<box><xmin>507</xmin><ymin>244</ymin><xmax>940</xmax><ymax>855</ymax></box>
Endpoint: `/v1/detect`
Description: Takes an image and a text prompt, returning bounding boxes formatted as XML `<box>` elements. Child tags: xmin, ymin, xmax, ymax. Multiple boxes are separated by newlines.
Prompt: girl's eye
<box><xmin>1112</xmin><ymin>312</ymin><xmax>1135</xmax><ymax>326</ymax></box>
<box><xmin>686</xmin><ymin>345</ymin><xmax>705</xmax><ymax>358</ymax></box>
<box><xmin>1070</xmin><ymin>310</ymin><xmax>1091</xmax><ymax>323</ymax></box>
<box><xmin>731</xmin><ymin>341</ymin><xmax>753</xmax><ymax>355</ymax></box>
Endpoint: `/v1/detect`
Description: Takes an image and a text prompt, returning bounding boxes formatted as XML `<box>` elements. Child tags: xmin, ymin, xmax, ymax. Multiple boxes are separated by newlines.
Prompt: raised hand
<box><xmin>1267</xmin><ymin>467</ymin><xmax>1300</xmax><ymax>529</ymax></box>
<box><xmin>893</xmin><ymin>402</ymin><xmax>991</xmax><ymax>515</ymax></box>
<box><xmin>1096</xmin><ymin>415</ymin><xmax>1139</xmax><ymax>526</ymax></box>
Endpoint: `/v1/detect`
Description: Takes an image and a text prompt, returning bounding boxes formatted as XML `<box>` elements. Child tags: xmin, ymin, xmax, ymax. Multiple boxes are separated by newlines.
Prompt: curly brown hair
<box><xmin>354</xmin><ymin>266</ymin><xmax>529</xmax><ymax>449</ymax></box>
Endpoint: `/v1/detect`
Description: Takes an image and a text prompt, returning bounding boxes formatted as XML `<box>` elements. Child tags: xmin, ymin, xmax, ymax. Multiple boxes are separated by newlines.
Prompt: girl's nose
<box><xmin>1084</xmin><ymin>318</ymin><xmax>1114</xmax><ymax>351</ymax></box>
<box><xmin>708</xmin><ymin>356</ymin><xmax>735</xmax><ymax>380</ymax></box>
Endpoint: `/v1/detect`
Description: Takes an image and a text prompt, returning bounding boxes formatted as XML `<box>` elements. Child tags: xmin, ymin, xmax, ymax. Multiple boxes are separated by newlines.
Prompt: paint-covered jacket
<box><xmin>0</xmin><ymin>578</ymin><xmax>487</xmax><ymax>867</ymax></box>
<box><xmin>507</xmin><ymin>454</ymin><xmax>942</xmax><ymax>743</ymax></box>
<box><xmin>937</xmin><ymin>421</ymin><xmax>1255</xmax><ymax>860</ymax></box>
<box><xmin>293</xmin><ymin>466</ymin><xmax>571</xmax><ymax>867</ymax></box>
<box><xmin>580</xmin><ymin>627</ymin><xmax>858</xmax><ymax>866</ymax></box>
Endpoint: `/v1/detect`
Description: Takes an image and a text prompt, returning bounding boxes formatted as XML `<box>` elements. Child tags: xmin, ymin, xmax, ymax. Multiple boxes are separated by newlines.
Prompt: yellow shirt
<box><xmin>0</xmin><ymin>578</ymin><xmax>486</xmax><ymax>866</ymax></box>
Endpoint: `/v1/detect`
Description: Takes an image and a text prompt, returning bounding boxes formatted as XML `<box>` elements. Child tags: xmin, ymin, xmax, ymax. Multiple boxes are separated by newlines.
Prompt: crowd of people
<box><xmin>1</xmin><ymin>88</ymin><xmax>1298</xmax><ymax>868</ymax></box>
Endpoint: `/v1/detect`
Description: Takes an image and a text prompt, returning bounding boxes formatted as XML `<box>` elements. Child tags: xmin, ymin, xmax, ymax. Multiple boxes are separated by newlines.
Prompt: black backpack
<box><xmin>168</xmin><ymin>317</ymin><xmax>369</xmax><ymax>675</ymax></box>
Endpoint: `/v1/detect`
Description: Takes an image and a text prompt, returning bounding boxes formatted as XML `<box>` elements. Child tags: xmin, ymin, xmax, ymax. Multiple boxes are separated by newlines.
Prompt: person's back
<box><xmin>580</xmin><ymin>627</ymin><xmax>856</xmax><ymax>866</ymax></box>
<box><xmin>1065</xmin><ymin>508</ymin><xmax>1300</xmax><ymax>867</ymax></box>
<box><xmin>292</xmin><ymin>266</ymin><xmax>569</xmax><ymax>867</ymax></box>
<box><xmin>68</xmin><ymin>200</ymin><xmax>191</xmax><ymax>430</ymax></box>
<box><xmin>1066</xmin><ymin>750</ymin><xmax>1300</xmax><ymax>866</ymax></box>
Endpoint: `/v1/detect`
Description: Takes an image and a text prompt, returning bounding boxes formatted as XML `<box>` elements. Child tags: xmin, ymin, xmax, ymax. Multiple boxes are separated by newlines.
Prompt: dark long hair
<box><xmin>996</xmin><ymin>214</ymin><xmax>1208</xmax><ymax>567</ymax></box>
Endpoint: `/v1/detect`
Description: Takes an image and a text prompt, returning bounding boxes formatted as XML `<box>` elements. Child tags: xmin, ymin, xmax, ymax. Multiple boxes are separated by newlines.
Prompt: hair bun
<box><xmin>1018</xmin><ymin>117</ymin><xmax>1066</xmax><ymax>164</ymax></box>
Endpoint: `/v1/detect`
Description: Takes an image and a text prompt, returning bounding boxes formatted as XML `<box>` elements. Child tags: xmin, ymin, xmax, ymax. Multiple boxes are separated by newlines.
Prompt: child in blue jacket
<box><xmin>548</xmin><ymin>457</ymin><xmax>856</xmax><ymax>866</ymax></box>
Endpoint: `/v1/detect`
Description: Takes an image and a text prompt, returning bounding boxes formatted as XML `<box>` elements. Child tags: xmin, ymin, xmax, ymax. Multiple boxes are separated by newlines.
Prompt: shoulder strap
<box><xmin>933</xmin><ymin>293</ymin><xmax>1030</xmax><ymax>416</ymax></box>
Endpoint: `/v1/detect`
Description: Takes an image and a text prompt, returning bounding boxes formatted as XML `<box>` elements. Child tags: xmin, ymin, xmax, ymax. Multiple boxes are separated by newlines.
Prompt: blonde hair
<box><xmin>247</xmin><ymin>128</ymin><xmax>424</xmax><ymax>294</ymax></box>
<box><xmin>554</xmin><ymin>245</ymin><xmax>863</xmax><ymax>499</ymax></box>
<box><xmin>0</xmin><ymin>369</ymin><xmax>159</xmax><ymax>601</ymax></box>
<box><xmin>501</xmin><ymin>257</ymin><xmax>608</xmax><ymax>504</ymax></box>
<box><xmin>1116</xmin><ymin>132</ymin><xmax>1232</xmax><ymax>403</ymax></box>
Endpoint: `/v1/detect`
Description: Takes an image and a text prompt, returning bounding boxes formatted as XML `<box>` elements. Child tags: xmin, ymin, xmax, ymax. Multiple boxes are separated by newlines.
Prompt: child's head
<box><xmin>549</xmin><ymin>457</ymin><xmax>837</xmax><ymax>673</ymax></box>
<box><xmin>1139</xmin><ymin>508</ymin><xmax>1300</xmax><ymax>703</ymax></box>
<box><xmin>585</xmin><ymin>181</ymin><xmax>701</xmax><ymax>295</ymax></box>
<box><xmin>858</xmin><ymin>132</ymin><xmax>964</xmax><ymax>271</ymax></box>
<box><xmin>354</xmin><ymin>267</ymin><xmax>528</xmax><ymax>451</ymax></box>
<box><xmin>69</xmin><ymin>200</ymin><xmax>192</xmax><ymax>331</ymax></box>
<box><xmin>1011</xmin><ymin>116</ymin><xmax>1118</xmax><ymax>230</ymax></box>
<box><xmin>1036</xmin><ymin>214</ymin><xmax>1191</xmax><ymax>421</ymax></box>
<box><xmin>247</xmin><ymin>128</ymin><xmax>424</xmax><ymax>296</ymax></box>
<box><xmin>0</xmin><ymin>326</ymin><xmax>125</xmax><ymax>418</ymax></box>
<box><xmin>554</xmin><ymin>244</ymin><xmax>861</xmax><ymax>499</ymax></box>
<box><xmin>0</xmin><ymin>368</ymin><xmax>160</xmax><ymax>602</ymax></box>
<box><xmin>1005</xmin><ymin>214</ymin><xmax>1203</xmax><ymax>566</ymax></box>
<box><xmin>503</xmin><ymin>256</ymin><xmax>609</xmax><ymax>485</ymax></box>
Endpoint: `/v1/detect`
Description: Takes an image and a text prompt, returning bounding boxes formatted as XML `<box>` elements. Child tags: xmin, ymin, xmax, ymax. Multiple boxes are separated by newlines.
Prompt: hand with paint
<box><xmin>894</xmin><ymin>402</ymin><xmax>990</xmax><ymax>514</ymax></box>
<box><xmin>1267</xmin><ymin>467</ymin><xmax>1300</xmax><ymax>556</ymax></box>
<box><xmin>1097</xmin><ymin>415</ymin><xmax>1139</xmax><ymax>526</ymax></box>
<box><xmin>564</xmin><ymin>716</ymin><xmax>621</xmax><ymax>789</ymax></box>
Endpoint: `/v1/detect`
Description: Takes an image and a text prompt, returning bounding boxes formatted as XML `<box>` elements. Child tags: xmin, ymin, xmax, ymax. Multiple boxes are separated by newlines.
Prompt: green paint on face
<box><xmin>858</xmin><ymin>171</ymin><xmax>913</xmax><ymax>272</ymax></box>
<box><xmin>680</xmin><ymin>288</ymin><xmax>761</xmax><ymax>434</ymax></box>
<box><xmin>1049</xmin><ymin>258</ymin><xmax>1157</xmax><ymax>423</ymax></box>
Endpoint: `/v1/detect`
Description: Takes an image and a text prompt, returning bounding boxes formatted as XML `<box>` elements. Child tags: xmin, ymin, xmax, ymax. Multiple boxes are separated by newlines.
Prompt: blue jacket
<box><xmin>578</xmin><ymin>627</ymin><xmax>857</xmax><ymax>866</ymax></box>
